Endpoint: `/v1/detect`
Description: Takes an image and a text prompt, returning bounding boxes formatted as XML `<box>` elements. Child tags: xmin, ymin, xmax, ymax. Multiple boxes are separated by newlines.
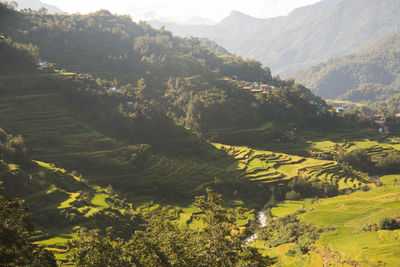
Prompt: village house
<box><xmin>379</xmin><ymin>125</ymin><xmax>389</xmax><ymax>134</ymax></box>
<box><xmin>336</xmin><ymin>107</ymin><xmax>345</xmax><ymax>114</ymax></box>
<box><xmin>36</xmin><ymin>61</ymin><xmax>48</xmax><ymax>71</ymax></box>
<box><xmin>374</xmin><ymin>115</ymin><xmax>386</xmax><ymax>126</ymax></box>
<box><xmin>356</xmin><ymin>113</ymin><xmax>373</xmax><ymax>121</ymax></box>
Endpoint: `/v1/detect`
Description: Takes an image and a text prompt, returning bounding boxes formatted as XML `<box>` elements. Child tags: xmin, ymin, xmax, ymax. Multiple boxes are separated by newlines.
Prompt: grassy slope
<box><xmin>212</xmin><ymin>143</ymin><xmax>366</xmax><ymax>191</ymax></box>
<box><xmin>0</xmin><ymin>74</ymin><xmax>258</xmax><ymax>260</ymax></box>
<box><xmin>0</xmin><ymin>74</ymin><xmax>245</xmax><ymax>199</ymax></box>
<box><xmin>2</xmin><ymin>71</ymin><xmax>400</xmax><ymax>263</ymax></box>
<box><xmin>222</xmin><ymin>128</ymin><xmax>400</xmax><ymax>266</ymax></box>
<box><xmin>259</xmin><ymin>175</ymin><xmax>400</xmax><ymax>266</ymax></box>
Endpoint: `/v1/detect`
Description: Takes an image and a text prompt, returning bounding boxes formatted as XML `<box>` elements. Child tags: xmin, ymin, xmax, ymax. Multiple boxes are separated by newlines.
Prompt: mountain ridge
<box><xmin>150</xmin><ymin>0</ymin><xmax>400</xmax><ymax>75</ymax></box>
<box><xmin>15</xmin><ymin>0</ymin><xmax>63</xmax><ymax>13</ymax></box>
<box><xmin>291</xmin><ymin>32</ymin><xmax>400</xmax><ymax>104</ymax></box>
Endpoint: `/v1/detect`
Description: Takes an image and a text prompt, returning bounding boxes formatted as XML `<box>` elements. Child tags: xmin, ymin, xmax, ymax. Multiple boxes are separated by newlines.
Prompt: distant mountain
<box><xmin>291</xmin><ymin>32</ymin><xmax>400</xmax><ymax>102</ymax></box>
<box><xmin>151</xmin><ymin>0</ymin><xmax>400</xmax><ymax>75</ymax></box>
<box><xmin>15</xmin><ymin>0</ymin><xmax>62</xmax><ymax>14</ymax></box>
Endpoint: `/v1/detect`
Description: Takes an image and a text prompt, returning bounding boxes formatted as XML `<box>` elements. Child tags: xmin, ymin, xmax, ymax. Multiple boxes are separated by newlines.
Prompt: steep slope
<box><xmin>151</xmin><ymin>0</ymin><xmax>400</xmax><ymax>74</ymax></box>
<box><xmin>0</xmin><ymin>4</ymin><xmax>331</xmax><ymax>219</ymax></box>
<box><xmin>0</xmin><ymin>4</ymin><xmax>330</xmax><ymax>133</ymax></box>
<box><xmin>291</xmin><ymin>32</ymin><xmax>400</xmax><ymax>101</ymax></box>
<box><xmin>0</xmin><ymin>37</ymin><xmax>39</xmax><ymax>73</ymax></box>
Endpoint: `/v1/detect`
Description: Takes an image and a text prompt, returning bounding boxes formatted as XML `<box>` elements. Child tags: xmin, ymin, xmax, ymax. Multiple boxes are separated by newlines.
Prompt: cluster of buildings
<box><xmin>355</xmin><ymin>113</ymin><xmax>398</xmax><ymax>134</ymax></box>
<box><xmin>35</xmin><ymin>59</ymin><xmax>136</xmax><ymax>107</ymax></box>
<box><xmin>374</xmin><ymin>115</ymin><xmax>390</xmax><ymax>134</ymax></box>
<box><xmin>36</xmin><ymin>60</ymin><xmax>91</xmax><ymax>79</ymax></box>
<box><xmin>232</xmin><ymin>76</ymin><xmax>276</xmax><ymax>92</ymax></box>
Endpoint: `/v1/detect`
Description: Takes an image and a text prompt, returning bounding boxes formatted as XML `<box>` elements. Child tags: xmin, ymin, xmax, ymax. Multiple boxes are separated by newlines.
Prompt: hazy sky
<box><xmin>42</xmin><ymin>0</ymin><xmax>322</xmax><ymax>24</ymax></box>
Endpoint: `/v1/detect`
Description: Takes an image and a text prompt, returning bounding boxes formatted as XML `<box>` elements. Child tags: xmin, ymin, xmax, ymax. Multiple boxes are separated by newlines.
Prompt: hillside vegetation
<box><xmin>292</xmin><ymin>32</ymin><xmax>400</xmax><ymax>105</ymax></box>
<box><xmin>1</xmin><ymin>3</ymin><xmax>400</xmax><ymax>266</ymax></box>
<box><xmin>260</xmin><ymin>174</ymin><xmax>400</xmax><ymax>266</ymax></box>
<box><xmin>0</xmin><ymin>3</ymin><xmax>330</xmax><ymax>133</ymax></box>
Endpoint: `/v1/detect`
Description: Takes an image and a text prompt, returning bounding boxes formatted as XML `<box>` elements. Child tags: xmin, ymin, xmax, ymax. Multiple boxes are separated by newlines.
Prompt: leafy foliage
<box><xmin>67</xmin><ymin>189</ymin><xmax>274</xmax><ymax>266</ymax></box>
<box><xmin>0</xmin><ymin>184</ymin><xmax>56</xmax><ymax>266</ymax></box>
<box><xmin>258</xmin><ymin>214</ymin><xmax>320</xmax><ymax>253</ymax></box>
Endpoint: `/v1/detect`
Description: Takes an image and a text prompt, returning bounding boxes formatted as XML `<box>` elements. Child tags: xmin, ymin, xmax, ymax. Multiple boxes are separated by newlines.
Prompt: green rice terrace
<box><xmin>212</xmin><ymin>143</ymin><xmax>368</xmax><ymax>191</ymax></box>
<box><xmin>1</xmin><ymin>74</ymin><xmax>400</xmax><ymax>265</ymax></box>
<box><xmin>250</xmin><ymin>174</ymin><xmax>400</xmax><ymax>266</ymax></box>
<box><xmin>3</xmin><ymin>158</ymin><xmax>255</xmax><ymax>262</ymax></box>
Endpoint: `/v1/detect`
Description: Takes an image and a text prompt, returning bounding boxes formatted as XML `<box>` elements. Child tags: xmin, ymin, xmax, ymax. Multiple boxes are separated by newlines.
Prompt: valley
<box><xmin>1</xmin><ymin>1</ymin><xmax>400</xmax><ymax>266</ymax></box>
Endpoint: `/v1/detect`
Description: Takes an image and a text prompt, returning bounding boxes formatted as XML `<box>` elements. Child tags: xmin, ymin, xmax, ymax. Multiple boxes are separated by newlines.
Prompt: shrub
<box><xmin>285</xmin><ymin>190</ymin><xmax>301</xmax><ymax>200</ymax></box>
<box><xmin>336</xmin><ymin>149</ymin><xmax>373</xmax><ymax>173</ymax></box>
<box><xmin>258</xmin><ymin>214</ymin><xmax>320</xmax><ymax>253</ymax></box>
<box><xmin>360</xmin><ymin>185</ymin><xmax>371</xmax><ymax>192</ymax></box>
<box><xmin>379</xmin><ymin>217</ymin><xmax>400</xmax><ymax>230</ymax></box>
<box><xmin>375</xmin><ymin>155</ymin><xmax>400</xmax><ymax>174</ymax></box>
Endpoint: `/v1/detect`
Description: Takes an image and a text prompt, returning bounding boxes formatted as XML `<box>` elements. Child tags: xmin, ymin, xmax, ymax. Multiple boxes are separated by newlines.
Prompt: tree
<box><xmin>67</xmin><ymin>189</ymin><xmax>273</xmax><ymax>266</ymax></box>
<box><xmin>38</xmin><ymin>7</ymin><xmax>48</xmax><ymax>14</ymax></box>
<box><xmin>0</xmin><ymin>184</ymin><xmax>56</xmax><ymax>266</ymax></box>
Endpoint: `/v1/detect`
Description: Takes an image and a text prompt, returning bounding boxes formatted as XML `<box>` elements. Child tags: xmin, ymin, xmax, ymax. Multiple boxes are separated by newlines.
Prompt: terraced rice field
<box><xmin>213</xmin><ymin>143</ymin><xmax>367</xmax><ymax>189</ymax></box>
<box><xmin>0</xmin><ymin>75</ymin><xmax>244</xmax><ymax>200</ymax></box>
<box><xmin>261</xmin><ymin>174</ymin><xmax>400</xmax><ymax>266</ymax></box>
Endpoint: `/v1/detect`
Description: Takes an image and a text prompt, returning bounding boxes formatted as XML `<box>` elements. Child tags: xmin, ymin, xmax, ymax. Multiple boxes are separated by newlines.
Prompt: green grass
<box><xmin>269</xmin><ymin>180</ymin><xmax>400</xmax><ymax>265</ymax></box>
<box><xmin>3</xmin><ymin>74</ymin><xmax>400</xmax><ymax>265</ymax></box>
<box><xmin>212</xmin><ymin>143</ymin><xmax>363</xmax><ymax>187</ymax></box>
<box><xmin>380</xmin><ymin>174</ymin><xmax>400</xmax><ymax>185</ymax></box>
<box><xmin>271</xmin><ymin>201</ymin><xmax>306</xmax><ymax>217</ymax></box>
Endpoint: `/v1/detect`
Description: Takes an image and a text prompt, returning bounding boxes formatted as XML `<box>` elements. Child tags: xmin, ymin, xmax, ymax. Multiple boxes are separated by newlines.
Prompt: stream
<box><xmin>245</xmin><ymin>206</ymin><xmax>267</xmax><ymax>244</ymax></box>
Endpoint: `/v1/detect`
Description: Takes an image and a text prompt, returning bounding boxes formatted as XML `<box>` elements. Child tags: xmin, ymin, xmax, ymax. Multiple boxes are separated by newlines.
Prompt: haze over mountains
<box><xmin>14</xmin><ymin>0</ymin><xmax>62</xmax><ymax>13</ymax></box>
<box><xmin>292</xmin><ymin>32</ymin><xmax>400</xmax><ymax>105</ymax></box>
<box><xmin>151</xmin><ymin>0</ymin><xmax>400</xmax><ymax>75</ymax></box>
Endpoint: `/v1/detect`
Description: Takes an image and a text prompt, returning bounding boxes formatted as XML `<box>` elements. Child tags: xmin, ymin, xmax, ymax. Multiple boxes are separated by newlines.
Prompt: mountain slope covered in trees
<box><xmin>0</xmin><ymin>3</ymin><xmax>330</xmax><ymax>134</ymax></box>
<box><xmin>1</xmin><ymin>4</ymin><xmax>377</xmax><ymax>265</ymax></box>
<box><xmin>151</xmin><ymin>0</ymin><xmax>400</xmax><ymax>75</ymax></box>
<box><xmin>291</xmin><ymin>32</ymin><xmax>400</xmax><ymax>108</ymax></box>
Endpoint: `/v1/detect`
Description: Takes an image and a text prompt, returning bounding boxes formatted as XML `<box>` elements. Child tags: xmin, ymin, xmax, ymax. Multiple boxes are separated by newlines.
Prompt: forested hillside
<box><xmin>4</xmin><ymin>3</ymin><xmax>392</xmax><ymax>265</ymax></box>
<box><xmin>0</xmin><ymin>3</ymin><xmax>331</xmax><ymax>133</ymax></box>
<box><xmin>151</xmin><ymin>0</ymin><xmax>400</xmax><ymax>74</ymax></box>
<box><xmin>292</xmin><ymin>32</ymin><xmax>400</xmax><ymax>110</ymax></box>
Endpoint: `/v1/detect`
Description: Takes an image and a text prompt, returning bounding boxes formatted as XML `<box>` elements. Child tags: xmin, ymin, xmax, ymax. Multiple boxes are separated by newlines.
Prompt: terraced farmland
<box><xmin>213</xmin><ymin>143</ymin><xmax>367</xmax><ymax>190</ymax></box>
<box><xmin>0</xmin><ymin>75</ymin><xmax>258</xmax><ymax>261</ymax></box>
<box><xmin>22</xmin><ymin>160</ymin><xmax>255</xmax><ymax>261</ymax></box>
<box><xmin>0</xmin><ymin>75</ymin><xmax>247</xmax><ymax>200</ymax></box>
<box><xmin>263</xmin><ymin>175</ymin><xmax>400</xmax><ymax>266</ymax></box>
